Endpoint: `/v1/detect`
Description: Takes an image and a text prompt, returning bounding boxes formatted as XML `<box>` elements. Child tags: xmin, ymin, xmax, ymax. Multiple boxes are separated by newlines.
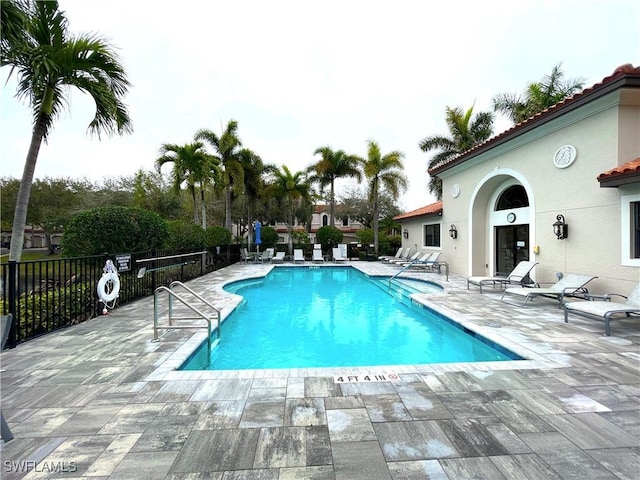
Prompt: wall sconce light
<box><xmin>403</xmin><ymin>229</ymin><xmax>409</xmax><ymax>239</ymax></box>
<box><xmin>553</xmin><ymin>214</ymin><xmax>568</xmax><ymax>240</ymax></box>
<box><xmin>449</xmin><ymin>224</ymin><xmax>457</xmax><ymax>239</ymax></box>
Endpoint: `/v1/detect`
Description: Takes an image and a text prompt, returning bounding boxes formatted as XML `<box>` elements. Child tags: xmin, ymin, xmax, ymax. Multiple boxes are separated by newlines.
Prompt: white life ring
<box><xmin>97</xmin><ymin>272</ymin><xmax>120</xmax><ymax>303</ymax></box>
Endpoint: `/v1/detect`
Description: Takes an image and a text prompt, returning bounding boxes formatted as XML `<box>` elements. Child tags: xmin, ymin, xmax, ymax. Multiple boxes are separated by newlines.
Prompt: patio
<box><xmin>0</xmin><ymin>261</ymin><xmax>638</xmax><ymax>479</ymax></box>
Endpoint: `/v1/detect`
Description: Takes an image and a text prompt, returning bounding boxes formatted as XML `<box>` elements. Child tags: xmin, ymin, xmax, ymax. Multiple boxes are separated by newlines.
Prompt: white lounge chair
<box><xmin>416</xmin><ymin>251</ymin><xmax>442</xmax><ymax>271</ymax></box>
<box><xmin>398</xmin><ymin>251</ymin><xmax>431</xmax><ymax>268</ymax></box>
<box><xmin>271</xmin><ymin>251</ymin><xmax>285</xmax><ymax>264</ymax></box>
<box><xmin>563</xmin><ymin>284</ymin><xmax>640</xmax><ymax>336</ymax></box>
<box><xmin>312</xmin><ymin>248</ymin><xmax>324</xmax><ymax>263</ymax></box>
<box><xmin>293</xmin><ymin>249</ymin><xmax>305</xmax><ymax>264</ymax></box>
<box><xmin>332</xmin><ymin>247</ymin><xmax>346</xmax><ymax>262</ymax></box>
<box><xmin>501</xmin><ymin>273</ymin><xmax>597</xmax><ymax>307</ymax></box>
<box><xmin>389</xmin><ymin>250</ymin><xmax>419</xmax><ymax>265</ymax></box>
<box><xmin>379</xmin><ymin>247</ymin><xmax>403</xmax><ymax>262</ymax></box>
<box><xmin>467</xmin><ymin>261</ymin><xmax>538</xmax><ymax>293</ymax></box>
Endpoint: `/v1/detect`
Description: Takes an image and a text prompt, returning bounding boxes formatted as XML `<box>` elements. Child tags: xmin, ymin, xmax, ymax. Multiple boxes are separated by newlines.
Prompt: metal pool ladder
<box><xmin>152</xmin><ymin>281</ymin><xmax>221</xmax><ymax>359</ymax></box>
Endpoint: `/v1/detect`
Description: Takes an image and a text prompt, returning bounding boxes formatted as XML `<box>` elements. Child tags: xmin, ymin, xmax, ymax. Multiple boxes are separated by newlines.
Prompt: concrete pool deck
<box><xmin>0</xmin><ymin>261</ymin><xmax>638</xmax><ymax>479</ymax></box>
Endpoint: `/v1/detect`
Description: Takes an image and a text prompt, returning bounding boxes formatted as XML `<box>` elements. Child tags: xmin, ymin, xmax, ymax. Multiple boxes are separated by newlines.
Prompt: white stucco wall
<box><xmin>437</xmin><ymin>90</ymin><xmax>639</xmax><ymax>294</ymax></box>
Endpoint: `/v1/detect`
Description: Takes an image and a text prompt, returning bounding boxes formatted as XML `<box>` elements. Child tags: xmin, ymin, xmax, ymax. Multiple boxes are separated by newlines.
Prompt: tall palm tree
<box><xmin>196</xmin><ymin>120</ymin><xmax>243</xmax><ymax>232</ymax></box>
<box><xmin>264</xmin><ymin>165</ymin><xmax>312</xmax><ymax>255</ymax></box>
<box><xmin>419</xmin><ymin>105</ymin><xmax>493</xmax><ymax>199</ymax></box>
<box><xmin>307</xmin><ymin>147</ymin><xmax>362</xmax><ymax>226</ymax></box>
<box><xmin>1</xmin><ymin>0</ymin><xmax>132</xmax><ymax>261</ymax></box>
<box><xmin>493</xmin><ymin>63</ymin><xmax>585</xmax><ymax>124</ymax></box>
<box><xmin>156</xmin><ymin>142</ymin><xmax>217</xmax><ymax>228</ymax></box>
<box><xmin>237</xmin><ymin>147</ymin><xmax>269</xmax><ymax>244</ymax></box>
<box><xmin>359</xmin><ymin>140</ymin><xmax>407</xmax><ymax>253</ymax></box>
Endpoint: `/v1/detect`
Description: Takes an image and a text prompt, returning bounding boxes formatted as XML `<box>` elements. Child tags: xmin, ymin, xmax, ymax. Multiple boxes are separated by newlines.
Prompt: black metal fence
<box><xmin>1</xmin><ymin>246</ymin><xmax>241</xmax><ymax>347</ymax></box>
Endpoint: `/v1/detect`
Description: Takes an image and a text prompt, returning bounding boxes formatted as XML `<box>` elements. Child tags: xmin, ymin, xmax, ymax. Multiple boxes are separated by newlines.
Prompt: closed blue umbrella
<box><xmin>254</xmin><ymin>221</ymin><xmax>262</xmax><ymax>245</ymax></box>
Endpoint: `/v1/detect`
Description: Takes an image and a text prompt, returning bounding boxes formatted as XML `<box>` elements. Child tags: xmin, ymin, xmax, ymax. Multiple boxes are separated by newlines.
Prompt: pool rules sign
<box><xmin>334</xmin><ymin>373</ymin><xmax>399</xmax><ymax>383</ymax></box>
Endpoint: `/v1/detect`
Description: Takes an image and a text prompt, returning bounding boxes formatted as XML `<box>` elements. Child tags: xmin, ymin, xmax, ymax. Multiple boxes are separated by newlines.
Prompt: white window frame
<box><xmin>621</xmin><ymin>192</ymin><xmax>640</xmax><ymax>266</ymax></box>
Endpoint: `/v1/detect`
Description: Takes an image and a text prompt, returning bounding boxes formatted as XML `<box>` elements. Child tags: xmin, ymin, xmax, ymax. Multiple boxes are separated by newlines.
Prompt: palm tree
<box><xmin>264</xmin><ymin>165</ymin><xmax>312</xmax><ymax>255</ymax></box>
<box><xmin>156</xmin><ymin>142</ymin><xmax>217</xmax><ymax>228</ymax></box>
<box><xmin>196</xmin><ymin>120</ymin><xmax>243</xmax><ymax>232</ymax></box>
<box><xmin>419</xmin><ymin>105</ymin><xmax>493</xmax><ymax>199</ymax></box>
<box><xmin>1</xmin><ymin>0</ymin><xmax>132</xmax><ymax>261</ymax></box>
<box><xmin>307</xmin><ymin>147</ymin><xmax>362</xmax><ymax>226</ymax></box>
<box><xmin>237</xmin><ymin>147</ymin><xmax>270</xmax><ymax>244</ymax></box>
<box><xmin>359</xmin><ymin>140</ymin><xmax>407</xmax><ymax>253</ymax></box>
<box><xmin>493</xmin><ymin>63</ymin><xmax>585</xmax><ymax>124</ymax></box>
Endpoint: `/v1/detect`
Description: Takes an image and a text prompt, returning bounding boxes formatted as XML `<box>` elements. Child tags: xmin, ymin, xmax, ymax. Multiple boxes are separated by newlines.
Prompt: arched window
<box><xmin>322</xmin><ymin>215</ymin><xmax>328</xmax><ymax>226</ymax></box>
<box><xmin>496</xmin><ymin>185</ymin><xmax>529</xmax><ymax>210</ymax></box>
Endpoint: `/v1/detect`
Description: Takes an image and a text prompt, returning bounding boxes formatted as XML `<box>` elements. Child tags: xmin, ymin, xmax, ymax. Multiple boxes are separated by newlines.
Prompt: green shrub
<box><xmin>164</xmin><ymin>220</ymin><xmax>206</xmax><ymax>250</ymax></box>
<box><xmin>356</xmin><ymin>228</ymin><xmax>374</xmax><ymax>245</ymax></box>
<box><xmin>206</xmin><ymin>226</ymin><xmax>232</xmax><ymax>247</ymax></box>
<box><xmin>258</xmin><ymin>226</ymin><xmax>279</xmax><ymax>248</ymax></box>
<box><xmin>292</xmin><ymin>228</ymin><xmax>309</xmax><ymax>245</ymax></box>
<box><xmin>316</xmin><ymin>226</ymin><xmax>343</xmax><ymax>251</ymax></box>
<box><xmin>62</xmin><ymin>206</ymin><xmax>168</xmax><ymax>256</ymax></box>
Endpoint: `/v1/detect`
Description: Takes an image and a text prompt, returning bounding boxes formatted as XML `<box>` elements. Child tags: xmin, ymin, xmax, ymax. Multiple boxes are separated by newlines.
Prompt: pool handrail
<box><xmin>153</xmin><ymin>281</ymin><xmax>221</xmax><ymax>362</ymax></box>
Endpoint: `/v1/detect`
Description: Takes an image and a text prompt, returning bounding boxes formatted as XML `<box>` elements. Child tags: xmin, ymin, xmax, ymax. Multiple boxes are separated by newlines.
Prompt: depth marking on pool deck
<box><xmin>334</xmin><ymin>373</ymin><xmax>400</xmax><ymax>383</ymax></box>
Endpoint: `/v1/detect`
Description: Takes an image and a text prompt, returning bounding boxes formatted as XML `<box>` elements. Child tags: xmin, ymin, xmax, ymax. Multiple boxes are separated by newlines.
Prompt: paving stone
<box><xmin>49</xmin><ymin>404</ymin><xmax>123</xmax><ymax>436</ymax></box>
<box><xmin>332</xmin><ymin>441</ymin><xmax>391</xmax><ymax>480</ymax></box>
<box><xmin>240</xmin><ymin>400</ymin><xmax>285</xmax><ymax>428</ymax></box>
<box><xmin>305</xmin><ymin>377</ymin><xmax>341</xmax><ymax>397</ymax></box>
<box><xmin>439</xmin><ymin>456</ymin><xmax>508</xmax><ymax>479</ymax></box>
<box><xmin>221</xmin><ymin>469</ymin><xmax>279</xmax><ymax>480</ymax></box>
<box><xmin>489</xmin><ymin>453</ymin><xmax>563</xmax><ymax>479</ymax></box>
<box><xmin>373</xmin><ymin>420</ymin><xmax>458</xmax><ymax>461</ymax></box>
<box><xmin>189</xmin><ymin>379</ymin><xmax>252</xmax><ymax>401</ymax></box>
<box><xmin>83</xmin><ymin>433</ymin><xmax>141</xmax><ymax>477</ymax></box>
<box><xmin>170</xmin><ymin>429</ymin><xmax>260</xmax><ymax>472</ymax></box>
<box><xmin>586</xmin><ymin>447</ymin><xmax>640</xmax><ymax>480</ymax></box>
<box><xmin>279</xmin><ymin>465</ymin><xmax>335</xmax><ymax>479</ymax></box>
<box><xmin>437</xmin><ymin>418</ymin><xmax>510</xmax><ymax>457</ymax></box>
<box><xmin>540</xmin><ymin>412</ymin><xmax>638</xmax><ymax>449</ymax></box>
<box><xmin>363</xmin><ymin>394</ymin><xmax>412</xmax><ymax>422</ymax></box>
<box><xmin>192</xmin><ymin>400</ymin><xmax>245</xmax><ymax>430</ymax></box>
<box><xmin>149</xmin><ymin>380</ymin><xmax>201</xmax><ymax>402</ymax></box>
<box><xmin>387</xmin><ymin>459</ymin><xmax>449</xmax><ymax>480</ymax></box>
<box><xmin>326</xmin><ymin>408</ymin><xmax>375</xmax><ymax>442</ymax></box>
<box><xmin>108</xmin><ymin>450</ymin><xmax>179</xmax><ymax>480</ymax></box>
<box><xmin>253</xmin><ymin>426</ymin><xmax>306</xmax><ymax>468</ymax></box>
<box><xmin>519</xmin><ymin>432</ymin><xmax>619</xmax><ymax>479</ymax></box>
<box><xmin>305</xmin><ymin>425</ymin><xmax>332</xmax><ymax>466</ymax></box>
<box><xmin>323</xmin><ymin>395</ymin><xmax>364</xmax><ymax>410</ymax></box>
<box><xmin>97</xmin><ymin>403</ymin><xmax>165</xmax><ymax>434</ymax></box>
<box><xmin>248</xmin><ymin>386</ymin><xmax>287</xmax><ymax>402</ymax></box>
<box><xmin>436</xmin><ymin>391</ymin><xmax>496</xmax><ymax>419</ymax></box>
<box><xmin>285</xmin><ymin>397</ymin><xmax>326</xmax><ymax>427</ymax></box>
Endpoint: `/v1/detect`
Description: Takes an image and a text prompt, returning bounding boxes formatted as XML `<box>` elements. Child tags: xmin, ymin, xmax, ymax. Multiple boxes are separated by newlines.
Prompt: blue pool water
<box><xmin>181</xmin><ymin>267</ymin><xmax>521</xmax><ymax>370</ymax></box>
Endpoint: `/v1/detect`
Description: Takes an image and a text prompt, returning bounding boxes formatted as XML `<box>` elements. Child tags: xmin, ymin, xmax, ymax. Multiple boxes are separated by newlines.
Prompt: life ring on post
<box><xmin>97</xmin><ymin>272</ymin><xmax>120</xmax><ymax>303</ymax></box>
<box><xmin>97</xmin><ymin>260</ymin><xmax>120</xmax><ymax>312</ymax></box>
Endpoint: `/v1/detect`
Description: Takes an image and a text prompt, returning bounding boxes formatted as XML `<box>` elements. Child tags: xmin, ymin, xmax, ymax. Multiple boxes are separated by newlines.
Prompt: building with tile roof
<box><xmin>395</xmin><ymin>64</ymin><xmax>640</xmax><ymax>293</ymax></box>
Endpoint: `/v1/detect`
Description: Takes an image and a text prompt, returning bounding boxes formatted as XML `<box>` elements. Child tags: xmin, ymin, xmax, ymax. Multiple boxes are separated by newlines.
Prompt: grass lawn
<box><xmin>0</xmin><ymin>250</ymin><xmax>59</xmax><ymax>263</ymax></box>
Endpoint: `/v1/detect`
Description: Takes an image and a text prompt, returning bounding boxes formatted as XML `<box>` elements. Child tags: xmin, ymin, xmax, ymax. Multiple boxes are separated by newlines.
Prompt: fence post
<box><xmin>7</xmin><ymin>261</ymin><xmax>16</xmax><ymax>348</ymax></box>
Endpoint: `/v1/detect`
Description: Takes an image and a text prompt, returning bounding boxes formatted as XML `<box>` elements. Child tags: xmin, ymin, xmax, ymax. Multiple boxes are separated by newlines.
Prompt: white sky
<box><xmin>1</xmin><ymin>0</ymin><xmax>638</xmax><ymax>212</ymax></box>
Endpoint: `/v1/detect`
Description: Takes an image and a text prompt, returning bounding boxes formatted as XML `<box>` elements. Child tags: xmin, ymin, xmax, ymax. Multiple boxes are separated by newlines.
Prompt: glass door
<box><xmin>495</xmin><ymin>225</ymin><xmax>529</xmax><ymax>276</ymax></box>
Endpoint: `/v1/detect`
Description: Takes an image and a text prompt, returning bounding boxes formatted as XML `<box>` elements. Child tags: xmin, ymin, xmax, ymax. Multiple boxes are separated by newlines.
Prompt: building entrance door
<box><xmin>495</xmin><ymin>225</ymin><xmax>529</xmax><ymax>276</ymax></box>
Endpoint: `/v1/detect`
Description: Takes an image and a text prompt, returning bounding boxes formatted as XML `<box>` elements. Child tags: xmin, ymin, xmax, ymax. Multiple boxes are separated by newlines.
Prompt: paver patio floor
<box><xmin>1</xmin><ymin>261</ymin><xmax>638</xmax><ymax>479</ymax></box>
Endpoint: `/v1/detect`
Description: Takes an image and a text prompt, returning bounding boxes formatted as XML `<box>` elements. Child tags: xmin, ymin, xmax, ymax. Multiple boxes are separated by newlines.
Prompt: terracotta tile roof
<box><xmin>393</xmin><ymin>201</ymin><xmax>443</xmax><ymax>221</ymax></box>
<box><xmin>597</xmin><ymin>158</ymin><xmax>640</xmax><ymax>187</ymax></box>
<box><xmin>429</xmin><ymin>64</ymin><xmax>640</xmax><ymax>175</ymax></box>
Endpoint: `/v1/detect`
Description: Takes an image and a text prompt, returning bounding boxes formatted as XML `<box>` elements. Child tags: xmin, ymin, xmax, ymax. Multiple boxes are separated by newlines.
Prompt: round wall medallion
<box><xmin>451</xmin><ymin>184</ymin><xmax>460</xmax><ymax>198</ymax></box>
<box><xmin>507</xmin><ymin>212</ymin><xmax>516</xmax><ymax>223</ymax></box>
<box><xmin>553</xmin><ymin>145</ymin><xmax>577</xmax><ymax>169</ymax></box>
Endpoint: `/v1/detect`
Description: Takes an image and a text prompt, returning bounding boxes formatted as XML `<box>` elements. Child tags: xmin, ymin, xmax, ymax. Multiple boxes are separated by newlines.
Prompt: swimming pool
<box><xmin>181</xmin><ymin>266</ymin><xmax>521</xmax><ymax>370</ymax></box>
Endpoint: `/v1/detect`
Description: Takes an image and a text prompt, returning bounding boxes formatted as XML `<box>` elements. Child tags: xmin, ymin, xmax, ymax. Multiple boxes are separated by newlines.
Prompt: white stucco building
<box><xmin>396</xmin><ymin>64</ymin><xmax>640</xmax><ymax>294</ymax></box>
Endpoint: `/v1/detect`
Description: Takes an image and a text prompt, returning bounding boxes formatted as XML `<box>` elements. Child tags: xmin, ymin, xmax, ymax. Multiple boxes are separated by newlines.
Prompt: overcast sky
<box><xmin>1</xmin><ymin>0</ymin><xmax>638</xmax><ymax>212</ymax></box>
